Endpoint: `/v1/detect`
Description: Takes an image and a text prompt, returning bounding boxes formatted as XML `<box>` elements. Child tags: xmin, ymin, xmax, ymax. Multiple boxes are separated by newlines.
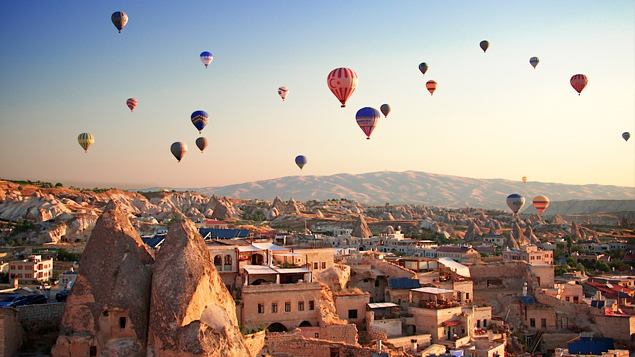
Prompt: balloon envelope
<box><xmin>278</xmin><ymin>86</ymin><xmax>289</xmax><ymax>101</ymax></box>
<box><xmin>380</xmin><ymin>104</ymin><xmax>391</xmax><ymax>118</ymax></box>
<box><xmin>191</xmin><ymin>110</ymin><xmax>209</xmax><ymax>133</ymax></box>
<box><xmin>327</xmin><ymin>68</ymin><xmax>358</xmax><ymax>108</ymax></box>
<box><xmin>426</xmin><ymin>80</ymin><xmax>437</xmax><ymax>95</ymax></box>
<box><xmin>529</xmin><ymin>57</ymin><xmax>539</xmax><ymax>69</ymax></box>
<box><xmin>200</xmin><ymin>51</ymin><xmax>213</xmax><ymax>68</ymax></box>
<box><xmin>295</xmin><ymin>155</ymin><xmax>307</xmax><ymax>170</ymax></box>
<box><xmin>111</xmin><ymin>11</ymin><xmax>128</xmax><ymax>33</ymax></box>
<box><xmin>570</xmin><ymin>74</ymin><xmax>588</xmax><ymax>95</ymax></box>
<box><xmin>418</xmin><ymin>62</ymin><xmax>428</xmax><ymax>75</ymax></box>
<box><xmin>622</xmin><ymin>132</ymin><xmax>630</xmax><ymax>142</ymax></box>
<box><xmin>196</xmin><ymin>137</ymin><xmax>208</xmax><ymax>153</ymax></box>
<box><xmin>532</xmin><ymin>195</ymin><xmax>550</xmax><ymax>214</ymax></box>
<box><xmin>126</xmin><ymin>98</ymin><xmax>137</xmax><ymax>112</ymax></box>
<box><xmin>78</xmin><ymin>133</ymin><xmax>94</xmax><ymax>153</ymax></box>
<box><xmin>355</xmin><ymin>107</ymin><xmax>381</xmax><ymax>140</ymax></box>
<box><xmin>480</xmin><ymin>40</ymin><xmax>489</xmax><ymax>53</ymax></box>
<box><xmin>522</xmin><ymin>176</ymin><xmax>527</xmax><ymax>183</ymax></box>
<box><xmin>506</xmin><ymin>194</ymin><xmax>525</xmax><ymax>214</ymax></box>
<box><xmin>170</xmin><ymin>142</ymin><xmax>187</xmax><ymax>162</ymax></box>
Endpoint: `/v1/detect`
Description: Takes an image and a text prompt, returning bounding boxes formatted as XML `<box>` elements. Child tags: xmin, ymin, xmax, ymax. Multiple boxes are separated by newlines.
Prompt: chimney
<box><xmin>522</xmin><ymin>282</ymin><xmax>527</xmax><ymax>296</ymax></box>
<box><xmin>377</xmin><ymin>340</ymin><xmax>382</xmax><ymax>353</ymax></box>
<box><xmin>411</xmin><ymin>339</ymin><xmax>418</xmax><ymax>352</ymax></box>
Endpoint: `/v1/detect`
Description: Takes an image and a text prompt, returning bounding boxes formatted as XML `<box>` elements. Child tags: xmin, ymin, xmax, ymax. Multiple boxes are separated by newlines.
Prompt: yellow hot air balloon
<box><xmin>78</xmin><ymin>133</ymin><xmax>94</xmax><ymax>153</ymax></box>
<box><xmin>522</xmin><ymin>176</ymin><xmax>527</xmax><ymax>183</ymax></box>
<box><xmin>532</xmin><ymin>195</ymin><xmax>550</xmax><ymax>214</ymax></box>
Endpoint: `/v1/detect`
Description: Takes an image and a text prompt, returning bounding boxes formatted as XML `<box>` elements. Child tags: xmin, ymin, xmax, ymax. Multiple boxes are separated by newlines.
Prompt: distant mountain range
<box><xmin>158</xmin><ymin>171</ymin><xmax>635</xmax><ymax>211</ymax></box>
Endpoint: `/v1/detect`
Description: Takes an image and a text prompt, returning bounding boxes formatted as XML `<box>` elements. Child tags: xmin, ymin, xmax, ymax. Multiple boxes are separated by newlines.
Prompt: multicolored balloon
<box><xmin>78</xmin><ymin>133</ymin><xmax>94</xmax><ymax>153</ymax></box>
<box><xmin>355</xmin><ymin>107</ymin><xmax>380</xmax><ymax>140</ymax></box>
<box><xmin>196</xmin><ymin>137</ymin><xmax>208</xmax><ymax>153</ymax></box>
<box><xmin>191</xmin><ymin>110</ymin><xmax>209</xmax><ymax>133</ymax></box>
<box><xmin>111</xmin><ymin>11</ymin><xmax>128</xmax><ymax>33</ymax></box>
<box><xmin>126</xmin><ymin>98</ymin><xmax>137</xmax><ymax>112</ymax></box>
<box><xmin>380</xmin><ymin>104</ymin><xmax>391</xmax><ymax>118</ymax></box>
<box><xmin>327</xmin><ymin>67</ymin><xmax>358</xmax><ymax>108</ymax></box>
<box><xmin>426</xmin><ymin>80</ymin><xmax>437</xmax><ymax>96</ymax></box>
<box><xmin>480</xmin><ymin>40</ymin><xmax>490</xmax><ymax>53</ymax></box>
<box><xmin>623</xmin><ymin>132</ymin><xmax>631</xmax><ymax>142</ymax></box>
<box><xmin>570</xmin><ymin>74</ymin><xmax>588</xmax><ymax>95</ymax></box>
<box><xmin>170</xmin><ymin>142</ymin><xmax>187</xmax><ymax>162</ymax></box>
<box><xmin>200</xmin><ymin>51</ymin><xmax>213</xmax><ymax>68</ymax></box>
<box><xmin>278</xmin><ymin>87</ymin><xmax>289</xmax><ymax>101</ymax></box>
<box><xmin>295</xmin><ymin>155</ymin><xmax>307</xmax><ymax>170</ymax></box>
<box><xmin>418</xmin><ymin>63</ymin><xmax>428</xmax><ymax>75</ymax></box>
<box><xmin>506</xmin><ymin>193</ymin><xmax>525</xmax><ymax>214</ymax></box>
<box><xmin>522</xmin><ymin>176</ymin><xmax>527</xmax><ymax>183</ymax></box>
<box><xmin>529</xmin><ymin>57</ymin><xmax>539</xmax><ymax>69</ymax></box>
<box><xmin>532</xmin><ymin>195</ymin><xmax>550</xmax><ymax>215</ymax></box>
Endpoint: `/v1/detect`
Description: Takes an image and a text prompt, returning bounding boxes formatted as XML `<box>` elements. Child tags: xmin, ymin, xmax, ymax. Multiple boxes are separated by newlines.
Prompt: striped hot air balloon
<box><xmin>111</xmin><ymin>11</ymin><xmax>128</xmax><ymax>33</ymax></box>
<box><xmin>532</xmin><ymin>195</ymin><xmax>550</xmax><ymax>214</ymax></box>
<box><xmin>191</xmin><ymin>110</ymin><xmax>209</xmax><ymax>133</ymax></box>
<box><xmin>78</xmin><ymin>133</ymin><xmax>94</xmax><ymax>153</ymax></box>
<box><xmin>126</xmin><ymin>98</ymin><xmax>137</xmax><ymax>112</ymax></box>
<box><xmin>426</xmin><ymin>80</ymin><xmax>437</xmax><ymax>96</ymax></box>
<box><xmin>570</xmin><ymin>74</ymin><xmax>588</xmax><ymax>95</ymax></box>
<box><xmin>327</xmin><ymin>67</ymin><xmax>358</xmax><ymax>108</ymax></box>
<box><xmin>355</xmin><ymin>107</ymin><xmax>381</xmax><ymax>140</ymax></box>
<box><xmin>529</xmin><ymin>57</ymin><xmax>539</xmax><ymax>69</ymax></box>
<box><xmin>200</xmin><ymin>51</ymin><xmax>213</xmax><ymax>68</ymax></box>
<box><xmin>278</xmin><ymin>87</ymin><xmax>289</xmax><ymax>101</ymax></box>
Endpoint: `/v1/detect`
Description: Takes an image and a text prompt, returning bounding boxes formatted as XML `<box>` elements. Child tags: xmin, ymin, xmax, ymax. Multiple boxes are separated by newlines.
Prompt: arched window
<box><xmin>224</xmin><ymin>255</ymin><xmax>232</xmax><ymax>271</ymax></box>
<box><xmin>214</xmin><ymin>255</ymin><xmax>222</xmax><ymax>268</ymax></box>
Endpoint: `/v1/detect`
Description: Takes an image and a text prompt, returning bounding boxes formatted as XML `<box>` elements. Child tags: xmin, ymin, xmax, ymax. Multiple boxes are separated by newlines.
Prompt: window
<box><xmin>214</xmin><ymin>255</ymin><xmax>222</xmax><ymax>267</ymax></box>
<box><xmin>224</xmin><ymin>255</ymin><xmax>232</xmax><ymax>270</ymax></box>
<box><xmin>271</xmin><ymin>303</ymin><xmax>277</xmax><ymax>313</ymax></box>
<box><xmin>348</xmin><ymin>309</ymin><xmax>358</xmax><ymax>319</ymax></box>
<box><xmin>313</xmin><ymin>262</ymin><xmax>318</xmax><ymax>270</ymax></box>
<box><xmin>530</xmin><ymin>318</ymin><xmax>535</xmax><ymax>328</ymax></box>
<box><xmin>90</xmin><ymin>346</ymin><xmax>97</xmax><ymax>356</ymax></box>
<box><xmin>321</xmin><ymin>262</ymin><xmax>326</xmax><ymax>269</ymax></box>
<box><xmin>483</xmin><ymin>319</ymin><xmax>487</xmax><ymax>327</ymax></box>
<box><xmin>573</xmin><ymin>296</ymin><xmax>579</xmax><ymax>303</ymax></box>
<box><xmin>298</xmin><ymin>301</ymin><xmax>304</xmax><ymax>311</ymax></box>
<box><xmin>119</xmin><ymin>317</ymin><xmax>126</xmax><ymax>329</ymax></box>
<box><xmin>541</xmin><ymin>318</ymin><xmax>547</xmax><ymax>328</ymax></box>
<box><xmin>285</xmin><ymin>302</ymin><xmax>291</xmax><ymax>312</ymax></box>
<box><xmin>477</xmin><ymin>320</ymin><xmax>480</xmax><ymax>328</ymax></box>
<box><xmin>466</xmin><ymin>293</ymin><xmax>469</xmax><ymax>300</ymax></box>
<box><xmin>258</xmin><ymin>304</ymin><xmax>264</xmax><ymax>314</ymax></box>
<box><xmin>309</xmin><ymin>301</ymin><xmax>315</xmax><ymax>310</ymax></box>
<box><xmin>375</xmin><ymin>280</ymin><xmax>380</xmax><ymax>287</ymax></box>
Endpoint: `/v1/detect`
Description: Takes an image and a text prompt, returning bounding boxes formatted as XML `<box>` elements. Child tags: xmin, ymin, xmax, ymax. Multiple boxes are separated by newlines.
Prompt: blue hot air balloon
<box><xmin>191</xmin><ymin>110</ymin><xmax>209</xmax><ymax>133</ymax></box>
<box><xmin>200</xmin><ymin>51</ymin><xmax>213</xmax><ymax>68</ymax></box>
<box><xmin>506</xmin><ymin>194</ymin><xmax>526</xmax><ymax>214</ymax></box>
<box><xmin>295</xmin><ymin>155</ymin><xmax>307</xmax><ymax>170</ymax></box>
<box><xmin>355</xmin><ymin>107</ymin><xmax>381</xmax><ymax>140</ymax></box>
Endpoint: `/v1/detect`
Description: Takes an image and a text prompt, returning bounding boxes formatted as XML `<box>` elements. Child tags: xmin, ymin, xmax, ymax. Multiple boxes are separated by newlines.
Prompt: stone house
<box><xmin>8</xmin><ymin>255</ymin><xmax>53</xmax><ymax>283</ymax></box>
<box><xmin>436</xmin><ymin>246</ymin><xmax>480</xmax><ymax>263</ymax></box>
<box><xmin>502</xmin><ymin>245</ymin><xmax>553</xmax><ymax>265</ymax></box>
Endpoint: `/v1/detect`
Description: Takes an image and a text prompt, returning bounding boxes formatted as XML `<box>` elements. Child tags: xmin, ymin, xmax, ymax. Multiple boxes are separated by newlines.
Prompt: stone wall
<box><xmin>243</xmin><ymin>330</ymin><xmax>266</xmax><ymax>357</ymax></box>
<box><xmin>534</xmin><ymin>290</ymin><xmax>589</xmax><ymax>317</ymax></box>
<box><xmin>16</xmin><ymin>302</ymin><xmax>65</xmax><ymax>331</ymax></box>
<box><xmin>0</xmin><ymin>308</ymin><xmax>23</xmax><ymax>357</ymax></box>
<box><xmin>590</xmin><ymin>310</ymin><xmax>635</xmax><ymax>341</ymax></box>
<box><xmin>386</xmin><ymin>334</ymin><xmax>432</xmax><ymax>352</ymax></box>
<box><xmin>264</xmin><ymin>329</ymin><xmax>380</xmax><ymax>357</ymax></box>
<box><xmin>370</xmin><ymin>260</ymin><xmax>417</xmax><ymax>280</ymax></box>
<box><xmin>540</xmin><ymin>333</ymin><xmax>580</xmax><ymax>354</ymax></box>
<box><xmin>469</xmin><ymin>262</ymin><xmax>530</xmax><ymax>290</ymax></box>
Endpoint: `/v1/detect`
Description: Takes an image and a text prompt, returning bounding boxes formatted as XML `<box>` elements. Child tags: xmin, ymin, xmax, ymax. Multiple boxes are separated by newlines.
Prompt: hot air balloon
<box><xmin>200</xmin><ymin>51</ymin><xmax>213</xmax><ymax>68</ymax></box>
<box><xmin>327</xmin><ymin>67</ymin><xmax>358</xmax><ymax>108</ymax></box>
<box><xmin>355</xmin><ymin>107</ymin><xmax>380</xmax><ymax>140</ymax></box>
<box><xmin>426</xmin><ymin>80</ymin><xmax>437</xmax><ymax>96</ymax></box>
<box><xmin>522</xmin><ymin>176</ymin><xmax>527</xmax><ymax>183</ymax></box>
<box><xmin>295</xmin><ymin>155</ymin><xmax>307</xmax><ymax>170</ymax></box>
<box><xmin>418</xmin><ymin>62</ymin><xmax>428</xmax><ymax>75</ymax></box>
<box><xmin>529</xmin><ymin>57</ymin><xmax>539</xmax><ymax>69</ymax></box>
<box><xmin>380</xmin><ymin>104</ymin><xmax>391</xmax><ymax>118</ymax></box>
<box><xmin>532</xmin><ymin>195</ymin><xmax>550</xmax><ymax>215</ymax></box>
<box><xmin>171</xmin><ymin>142</ymin><xmax>187</xmax><ymax>162</ymax></box>
<box><xmin>78</xmin><ymin>133</ymin><xmax>94</xmax><ymax>153</ymax></box>
<box><xmin>278</xmin><ymin>87</ymin><xmax>289</xmax><ymax>101</ymax></box>
<box><xmin>506</xmin><ymin>194</ymin><xmax>525</xmax><ymax>214</ymax></box>
<box><xmin>196</xmin><ymin>137</ymin><xmax>208</xmax><ymax>153</ymax></box>
<box><xmin>622</xmin><ymin>132</ymin><xmax>630</xmax><ymax>142</ymax></box>
<box><xmin>570</xmin><ymin>74</ymin><xmax>588</xmax><ymax>95</ymax></box>
<box><xmin>111</xmin><ymin>11</ymin><xmax>128</xmax><ymax>33</ymax></box>
<box><xmin>480</xmin><ymin>40</ymin><xmax>489</xmax><ymax>53</ymax></box>
<box><xmin>191</xmin><ymin>110</ymin><xmax>209</xmax><ymax>133</ymax></box>
<box><xmin>126</xmin><ymin>98</ymin><xmax>137</xmax><ymax>112</ymax></box>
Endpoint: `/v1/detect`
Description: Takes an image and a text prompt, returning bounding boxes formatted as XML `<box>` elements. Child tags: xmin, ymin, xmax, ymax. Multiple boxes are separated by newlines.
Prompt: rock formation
<box><xmin>147</xmin><ymin>219</ymin><xmax>249</xmax><ymax>357</ymax></box>
<box><xmin>352</xmin><ymin>215</ymin><xmax>372</xmax><ymax>238</ymax></box>
<box><xmin>52</xmin><ymin>201</ymin><xmax>154</xmax><ymax>357</ymax></box>
<box><xmin>464</xmin><ymin>221</ymin><xmax>482</xmax><ymax>241</ymax></box>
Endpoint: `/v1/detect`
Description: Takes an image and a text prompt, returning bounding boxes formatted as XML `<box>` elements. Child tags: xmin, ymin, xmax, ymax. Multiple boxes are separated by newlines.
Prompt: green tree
<box><xmin>55</xmin><ymin>182</ymin><xmax>64</xmax><ymax>188</ymax></box>
<box><xmin>596</xmin><ymin>261</ymin><xmax>611</xmax><ymax>273</ymax></box>
<box><xmin>565</xmin><ymin>257</ymin><xmax>576</xmax><ymax>267</ymax></box>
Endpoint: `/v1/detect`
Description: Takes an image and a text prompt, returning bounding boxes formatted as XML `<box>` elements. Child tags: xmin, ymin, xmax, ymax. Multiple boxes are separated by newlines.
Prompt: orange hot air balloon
<box><xmin>570</xmin><ymin>74</ymin><xmax>588</xmax><ymax>95</ymax></box>
<box><xmin>426</xmin><ymin>80</ymin><xmax>437</xmax><ymax>95</ymax></box>
<box><xmin>522</xmin><ymin>176</ymin><xmax>527</xmax><ymax>183</ymax></box>
<box><xmin>532</xmin><ymin>195</ymin><xmax>550</xmax><ymax>214</ymax></box>
<box><xmin>327</xmin><ymin>67</ymin><xmax>358</xmax><ymax>108</ymax></box>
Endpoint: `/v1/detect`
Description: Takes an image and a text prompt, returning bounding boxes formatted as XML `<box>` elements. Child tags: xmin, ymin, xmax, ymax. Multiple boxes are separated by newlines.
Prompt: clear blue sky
<box><xmin>1</xmin><ymin>1</ymin><xmax>633</xmax><ymax>190</ymax></box>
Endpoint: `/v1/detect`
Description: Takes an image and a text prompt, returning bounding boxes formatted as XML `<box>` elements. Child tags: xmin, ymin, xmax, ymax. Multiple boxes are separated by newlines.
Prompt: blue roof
<box><xmin>199</xmin><ymin>228</ymin><xmax>250</xmax><ymax>239</ymax></box>
<box><xmin>388</xmin><ymin>278</ymin><xmax>421</xmax><ymax>289</ymax></box>
<box><xmin>142</xmin><ymin>234</ymin><xmax>166</xmax><ymax>248</ymax></box>
<box><xmin>519</xmin><ymin>295</ymin><xmax>534</xmax><ymax>305</ymax></box>
<box><xmin>590</xmin><ymin>300</ymin><xmax>605</xmax><ymax>308</ymax></box>
<box><xmin>568</xmin><ymin>337</ymin><xmax>613</xmax><ymax>354</ymax></box>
